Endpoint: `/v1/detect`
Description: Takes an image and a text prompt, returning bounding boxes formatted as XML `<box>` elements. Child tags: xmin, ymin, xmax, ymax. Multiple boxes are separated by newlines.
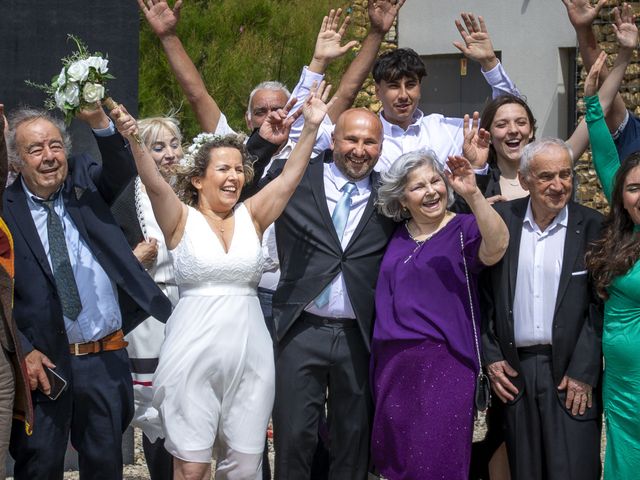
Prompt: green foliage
<box><xmin>139</xmin><ymin>0</ymin><xmax>357</xmax><ymax>140</ymax></box>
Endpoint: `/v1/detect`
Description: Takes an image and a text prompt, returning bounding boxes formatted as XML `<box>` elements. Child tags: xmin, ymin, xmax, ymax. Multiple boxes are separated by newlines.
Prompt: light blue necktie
<box><xmin>314</xmin><ymin>182</ymin><xmax>357</xmax><ymax>308</ymax></box>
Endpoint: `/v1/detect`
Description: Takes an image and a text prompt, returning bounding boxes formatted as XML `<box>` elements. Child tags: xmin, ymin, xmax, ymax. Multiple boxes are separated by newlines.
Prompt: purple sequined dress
<box><xmin>371</xmin><ymin>214</ymin><xmax>483</xmax><ymax>480</ymax></box>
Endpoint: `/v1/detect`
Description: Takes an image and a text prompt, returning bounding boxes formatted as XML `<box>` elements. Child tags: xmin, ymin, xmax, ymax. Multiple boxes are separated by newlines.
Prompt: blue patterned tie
<box><xmin>314</xmin><ymin>182</ymin><xmax>357</xmax><ymax>308</ymax></box>
<box><xmin>40</xmin><ymin>199</ymin><xmax>82</xmax><ymax>320</ymax></box>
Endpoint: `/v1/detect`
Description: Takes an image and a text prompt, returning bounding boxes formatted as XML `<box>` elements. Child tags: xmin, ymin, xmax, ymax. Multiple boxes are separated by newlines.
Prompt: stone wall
<box><xmin>575</xmin><ymin>1</ymin><xmax>640</xmax><ymax>211</ymax></box>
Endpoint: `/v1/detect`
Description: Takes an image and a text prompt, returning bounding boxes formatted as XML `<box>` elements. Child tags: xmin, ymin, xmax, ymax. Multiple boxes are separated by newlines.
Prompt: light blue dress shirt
<box><xmin>20</xmin><ymin>122</ymin><xmax>123</xmax><ymax>344</ymax></box>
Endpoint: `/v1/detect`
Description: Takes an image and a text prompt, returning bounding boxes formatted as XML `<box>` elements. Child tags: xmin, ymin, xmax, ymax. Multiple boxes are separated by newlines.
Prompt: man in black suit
<box><xmin>481</xmin><ymin>138</ymin><xmax>603</xmax><ymax>480</ymax></box>
<box><xmin>4</xmin><ymin>105</ymin><xmax>171</xmax><ymax>479</ymax></box>
<box><xmin>249</xmin><ymin>108</ymin><xmax>395</xmax><ymax>479</ymax></box>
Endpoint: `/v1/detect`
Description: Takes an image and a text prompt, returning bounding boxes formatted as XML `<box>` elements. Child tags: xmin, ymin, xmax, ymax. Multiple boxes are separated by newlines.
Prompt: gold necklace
<box><xmin>202</xmin><ymin>209</ymin><xmax>233</xmax><ymax>233</ymax></box>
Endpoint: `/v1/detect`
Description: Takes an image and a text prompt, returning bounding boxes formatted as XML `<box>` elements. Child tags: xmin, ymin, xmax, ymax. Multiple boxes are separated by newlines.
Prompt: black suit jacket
<box><xmin>249</xmin><ymin>133</ymin><xmax>396</xmax><ymax>350</ymax></box>
<box><xmin>3</xmin><ymin>133</ymin><xmax>172</xmax><ymax>393</ymax></box>
<box><xmin>481</xmin><ymin>197</ymin><xmax>604</xmax><ymax>406</ymax></box>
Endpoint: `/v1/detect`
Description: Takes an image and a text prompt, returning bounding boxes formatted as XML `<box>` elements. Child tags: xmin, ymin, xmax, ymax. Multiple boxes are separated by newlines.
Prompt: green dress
<box><xmin>586</xmin><ymin>94</ymin><xmax>640</xmax><ymax>479</ymax></box>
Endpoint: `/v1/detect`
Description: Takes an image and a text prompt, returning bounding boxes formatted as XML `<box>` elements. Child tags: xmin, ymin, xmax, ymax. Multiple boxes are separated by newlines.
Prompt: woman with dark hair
<box><xmin>458</xmin><ymin>93</ymin><xmax>591</xmax><ymax>213</ymax></box>
<box><xmin>475</xmin><ymin>94</ymin><xmax>537</xmax><ymax>201</ymax></box>
<box><xmin>111</xmin><ymin>83</ymin><xmax>331</xmax><ymax>480</ymax></box>
<box><xmin>583</xmin><ymin>5</ymin><xmax>640</xmax><ymax>478</ymax></box>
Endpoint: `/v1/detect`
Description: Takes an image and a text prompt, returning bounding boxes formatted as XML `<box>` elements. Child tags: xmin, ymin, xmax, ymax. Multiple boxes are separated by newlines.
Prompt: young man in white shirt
<box><xmin>289</xmin><ymin>13</ymin><xmax>520</xmax><ymax>172</ymax></box>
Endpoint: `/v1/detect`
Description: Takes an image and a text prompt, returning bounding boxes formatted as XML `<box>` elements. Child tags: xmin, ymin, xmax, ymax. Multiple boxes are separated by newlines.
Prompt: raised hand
<box><xmin>462</xmin><ymin>111</ymin><xmax>491</xmax><ymax>169</ymax></box>
<box><xmin>584</xmin><ymin>50</ymin><xmax>607</xmax><ymax>97</ymax></box>
<box><xmin>561</xmin><ymin>0</ymin><xmax>608</xmax><ymax>30</ymax></box>
<box><xmin>138</xmin><ymin>0</ymin><xmax>183</xmax><ymax>39</ymax></box>
<box><xmin>369</xmin><ymin>0</ymin><xmax>406</xmax><ymax>35</ymax></box>
<box><xmin>613</xmin><ymin>3</ymin><xmax>638</xmax><ymax>50</ymax></box>
<box><xmin>258</xmin><ymin>96</ymin><xmax>302</xmax><ymax>146</ymax></box>
<box><xmin>311</xmin><ymin>9</ymin><xmax>358</xmax><ymax>72</ymax></box>
<box><xmin>302</xmin><ymin>81</ymin><xmax>335</xmax><ymax>129</ymax></box>
<box><xmin>453</xmin><ymin>13</ymin><xmax>498</xmax><ymax>70</ymax></box>
<box><xmin>75</xmin><ymin>102</ymin><xmax>110</xmax><ymax>130</ymax></box>
<box><xmin>445</xmin><ymin>155</ymin><xmax>480</xmax><ymax>198</ymax></box>
<box><xmin>109</xmin><ymin>104</ymin><xmax>139</xmax><ymax>140</ymax></box>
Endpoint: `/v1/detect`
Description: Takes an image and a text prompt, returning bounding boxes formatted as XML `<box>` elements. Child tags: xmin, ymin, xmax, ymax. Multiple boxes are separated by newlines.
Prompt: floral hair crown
<box><xmin>180</xmin><ymin>132</ymin><xmax>224</xmax><ymax>167</ymax></box>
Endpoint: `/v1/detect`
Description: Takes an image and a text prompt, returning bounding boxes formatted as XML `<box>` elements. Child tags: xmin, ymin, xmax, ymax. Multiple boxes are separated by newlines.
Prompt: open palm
<box><xmin>446</xmin><ymin>156</ymin><xmax>478</xmax><ymax>198</ymax></box>
<box><xmin>562</xmin><ymin>0</ymin><xmax>608</xmax><ymax>29</ymax></box>
<box><xmin>314</xmin><ymin>9</ymin><xmax>358</xmax><ymax>62</ymax></box>
<box><xmin>613</xmin><ymin>4</ymin><xmax>638</xmax><ymax>49</ymax></box>
<box><xmin>369</xmin><ymin>0</ymin><xmax>406</xmax><ymax>34</ymax></box>
<box><xmin>138</xmin><ymin>0</ymin><xmax>182</xmax><ymax>38</ymax></box>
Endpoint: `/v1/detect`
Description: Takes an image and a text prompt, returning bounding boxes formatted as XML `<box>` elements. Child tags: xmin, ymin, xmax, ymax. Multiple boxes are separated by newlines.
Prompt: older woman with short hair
<box><xmin>371</xmin><ymin>150</ymin><xmax>509</xmax><ymax>480</ymax></box>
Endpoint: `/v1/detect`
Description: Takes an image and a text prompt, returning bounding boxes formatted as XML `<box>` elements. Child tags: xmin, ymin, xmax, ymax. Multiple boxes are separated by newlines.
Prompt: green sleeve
<box><xmin>585</xmin><ymin>94</ymin><xmax>620</xmax><ymax>202</ymax></box>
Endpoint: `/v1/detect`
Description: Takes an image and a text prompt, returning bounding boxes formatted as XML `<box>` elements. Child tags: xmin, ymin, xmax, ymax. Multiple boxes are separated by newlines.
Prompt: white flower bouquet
<box><xmin>27</xmin><ymin>35</ymin><xmax>115</xmax><ymax>125</ymax></box>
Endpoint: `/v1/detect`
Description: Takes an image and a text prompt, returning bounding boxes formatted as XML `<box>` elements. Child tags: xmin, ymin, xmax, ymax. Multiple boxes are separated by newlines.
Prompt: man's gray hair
<box><xmin>246</xmin><ymin>81</ymin><xmax>291</xmax><ymax>119</ymax></box>
<box><xmin>377</xmin><ymin>150</ymin><xmax>454</xmax><ymax>222</ymax></box>
<box><xmin>520</xmin><ymin>137</ymin><xmax>573</xmax><ymax>177</ymax></box>
<box><xmin>6</xmin><ymin>107</ymin><xmax>71</xmax><ymax>167</ymax></box>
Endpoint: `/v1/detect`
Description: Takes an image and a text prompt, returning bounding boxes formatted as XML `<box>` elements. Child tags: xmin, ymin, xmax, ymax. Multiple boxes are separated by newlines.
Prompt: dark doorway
<box><xmin>419</xmin><ymin>52</ymin><xmax>503</xmax><ymax>118</ymax></box>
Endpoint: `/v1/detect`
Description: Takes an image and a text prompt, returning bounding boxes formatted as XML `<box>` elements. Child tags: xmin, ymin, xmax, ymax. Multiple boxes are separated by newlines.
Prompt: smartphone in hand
<box><xmin>39</xmin><ymin>367</ymin><xmax>68</xmax><ymax>400</ymax></box>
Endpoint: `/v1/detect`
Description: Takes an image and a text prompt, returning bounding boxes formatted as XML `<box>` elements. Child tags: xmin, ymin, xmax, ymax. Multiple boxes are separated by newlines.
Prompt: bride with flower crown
<box><xmin>112</xmin><ymin>82</ymin><xmax>332</xmax><ymax>480</ymax></box>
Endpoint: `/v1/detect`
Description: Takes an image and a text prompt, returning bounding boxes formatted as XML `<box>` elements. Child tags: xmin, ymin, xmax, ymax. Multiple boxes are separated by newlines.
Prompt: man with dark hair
<box><xmin>289</xmin><ymin>13</ymin><xmax>520</xmax><ymax>172</ymax></box>
<box><xmin>4</xmin><ymin>105</ymin><xmax>171</xmax><ymax>479</ymax></box>
<box><xmin>371</xmin><ymin>47</ymin><xmax>427</xmax><ymax>84</ymax></box>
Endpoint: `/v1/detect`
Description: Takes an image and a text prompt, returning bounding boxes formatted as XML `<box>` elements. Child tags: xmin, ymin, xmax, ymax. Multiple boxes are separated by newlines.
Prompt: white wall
<box><xmin>398</xmin><ymin>0</ymin><xmax>578</xmax><ymax>139</ymax></box>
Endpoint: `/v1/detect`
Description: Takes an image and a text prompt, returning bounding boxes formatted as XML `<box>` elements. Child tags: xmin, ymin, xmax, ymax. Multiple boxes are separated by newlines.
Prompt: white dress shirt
<box><xmin>513</xmin><ymin>202</ymin><xmax>568</xmax><ymax>347</ymax></box>
<box><xmin>304</xmin><ymin>162</ymin><xmax>372</xmax><ymax>319</ymax></box>
<box><xmin>287</xmin><ymin>62</ymin><xmax>520</xmax><ymax>171</ymax></box>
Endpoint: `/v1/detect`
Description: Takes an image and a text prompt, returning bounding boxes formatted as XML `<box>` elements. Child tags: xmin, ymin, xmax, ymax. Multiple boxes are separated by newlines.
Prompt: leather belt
<box><xmin>517</xmin><ymin>344</ymin><xmax>552</xmax><ymax>356</ymax></box>
<box><xmin>301</xmin><ymin>311</ymin><xmax>357</xmax><ymax>327</ymax></box>
<box><xmin>69</xmin><ymin>329</ymin><xmax>128</xmax><ymax>356</ymax></box>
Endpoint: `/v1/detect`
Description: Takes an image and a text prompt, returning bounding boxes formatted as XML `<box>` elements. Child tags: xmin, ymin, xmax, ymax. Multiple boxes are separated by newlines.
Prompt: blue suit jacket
<box><xmin>3</xmin><ymin>132</ymin><xmax>172</xmax><ymax>391</ymax></box>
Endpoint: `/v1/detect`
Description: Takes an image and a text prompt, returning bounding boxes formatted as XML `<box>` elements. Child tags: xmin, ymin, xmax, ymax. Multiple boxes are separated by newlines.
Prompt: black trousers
<box><xmin>504</xmin><ymin>347</ymin><xmax>601</xmax><ymax>480</ymax></box>
<box><xmin>273</xmin><ymin>313</ymin><xmax>371</xmax><ymax>480</ymax></box>
<box><xmin>142</xmin><ymin>435</ymin><xmax>173</xmax><ymax>480</ymax></box>
<box><xmin>10</xmin><ymin>349</ymin><xmax>134</xmax><ymax>480</ymax></box>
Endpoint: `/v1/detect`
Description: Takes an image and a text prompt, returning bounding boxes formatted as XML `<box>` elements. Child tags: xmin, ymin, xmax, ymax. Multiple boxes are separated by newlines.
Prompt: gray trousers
<box><xmin>0</xmin><ymin>346</ymin><xmax>15</xmax><ymax>479</ymax></box>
